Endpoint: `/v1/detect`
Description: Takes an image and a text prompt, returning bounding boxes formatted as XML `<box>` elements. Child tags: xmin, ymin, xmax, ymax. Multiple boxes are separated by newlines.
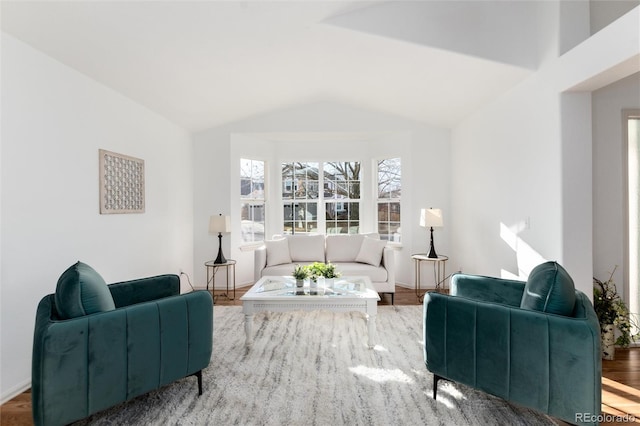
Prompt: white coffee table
<box><xmin>240</xmin><ymin>276</ymin><xmax>380</xmax><ymax>348</ymax></box>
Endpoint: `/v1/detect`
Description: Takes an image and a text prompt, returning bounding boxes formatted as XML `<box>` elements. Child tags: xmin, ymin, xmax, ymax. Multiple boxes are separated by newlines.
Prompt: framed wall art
<box><xmin>99</xmin><ymin>149</ymin><xmax>145</xmax><ymax>214</ymax></box>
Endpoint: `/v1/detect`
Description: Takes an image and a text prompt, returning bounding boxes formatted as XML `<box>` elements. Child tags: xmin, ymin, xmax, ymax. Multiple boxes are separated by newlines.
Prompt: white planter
<box><xmin>601</xmin><ymin>324</ymin><xmax>615</xmax><ymax>360</ymax></box>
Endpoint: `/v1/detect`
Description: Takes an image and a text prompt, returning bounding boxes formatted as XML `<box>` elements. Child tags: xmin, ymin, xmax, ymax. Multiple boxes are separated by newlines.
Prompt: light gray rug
<box><xmin>76</xmin><ymin>306</ymin><xmax>553</xmax><ymax>425</ymax></box>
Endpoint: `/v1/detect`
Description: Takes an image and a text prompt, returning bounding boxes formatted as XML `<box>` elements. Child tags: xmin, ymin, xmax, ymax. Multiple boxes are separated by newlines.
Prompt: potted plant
<box><xmin>292</xmin><ymin>264</ymin><xmax>308</xmax><ymax>288</ymax></box>
<box><xmin>322</xmin><ymin>262</ymin><xmax>341</xmax><ymax>279</ymax></box>
<box><xmin>593</xmin><ymin>265</ymin><xmax>638</xmax><ymax>360</ymax></box>
<box><xmin>307</xmin><ymin>262</ymin><xmax>327</xmax><ymax>285</ymax></box>
<box><xmin>322</xmin><ymin>262</ymin><xmax>341</xmax><ymax>288</ymax></box>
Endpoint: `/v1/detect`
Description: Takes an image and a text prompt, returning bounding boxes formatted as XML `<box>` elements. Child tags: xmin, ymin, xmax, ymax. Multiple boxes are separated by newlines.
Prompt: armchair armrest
<box><xmin>424</xmin><ymin>291</ymin><xmax>601</xmax><ymax>425</ymax></box>
<box><xmin>108</xmin><ymin>274</ymin><xmax>180</xmax><ymax>308</ymax></box>
<box><xmin>451</xmin><ymin>273</ymin><xmax>525</xmax><ymax>307</ymax></box>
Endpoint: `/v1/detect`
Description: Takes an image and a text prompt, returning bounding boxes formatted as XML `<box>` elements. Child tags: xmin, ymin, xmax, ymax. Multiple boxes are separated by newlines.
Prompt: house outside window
<box><xmin>377</xmin><ymin>158</ymin><xmax>401</xmax><ymax>242</ymax></box>
<box><xmin>324</xmin><ymin>162</ymin><xmax>360</xmax><ymax>234</ymax></box>
<box><xmin>240</xmin><ymin>158</ymin><xmax>265</xmax><ymax>243</ymax></box>
<box><xmin>281</xmin><ymin>161</ymin><xmax>360</xmax><ymax>234</ymax></box>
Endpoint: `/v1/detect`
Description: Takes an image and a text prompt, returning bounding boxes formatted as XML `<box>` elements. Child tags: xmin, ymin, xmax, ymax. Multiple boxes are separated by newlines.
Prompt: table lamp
<box><xmin>210</xmin><ymin>214</ymin><xmax>231</xmax><ymax>264</ymax></box>
<box><xmin>420</xmin><ymin>208</ymin><xmax>443</xmax><ymax>258</ymax></box>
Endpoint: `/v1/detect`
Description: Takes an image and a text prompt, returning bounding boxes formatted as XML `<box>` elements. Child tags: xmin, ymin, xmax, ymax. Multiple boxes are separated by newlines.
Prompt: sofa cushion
<box><xmin>326</xmin><ymin>234</ymin><xmax>364</xmax><ymax>263</ymax></box>
<box><xmin>520</xmin><ymin>261</ymin><xmax>576</xmax><ymax>316</ymax></box>
<box><xmin>265</xmin><ymin>238</ymin><xmax>292</xmax><ymax>267</ymax></box>
<box><xmin>355</xmin><ymin>237</ymin><xmax>387</xmax><ymax>267</ymax></box>
<box><xmin>287</xmin><ymin>235</ymin><xmax>325</xmax><ymax>263</ymax></box>
<box><xmin>334</xmin><ymin>263</ymin><xmax>388</xmax><ymax>282</ymax></box>
<box><xmin>55</xmin><ymin>261</ymin><xmax>116</xmax><ymax>319</ymax></box>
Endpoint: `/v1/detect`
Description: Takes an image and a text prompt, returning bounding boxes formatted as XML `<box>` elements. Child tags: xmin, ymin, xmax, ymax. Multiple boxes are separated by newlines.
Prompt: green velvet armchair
<box><xmin>32</xmin><ymin>262</ymin><xmax>213</xmax><ymax>426</ymax></box>
<box><xmin>423</xmin><ymin>261</ymin><xmax>601</xmax><ymax>426</ymax></box>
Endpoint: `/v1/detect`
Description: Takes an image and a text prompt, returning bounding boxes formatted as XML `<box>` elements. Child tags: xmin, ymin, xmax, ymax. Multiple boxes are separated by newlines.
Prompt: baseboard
<box><xmin>395</xmin><ymin>282</ymin><xmax>412</xmax><ymax>289</ymax></box>
<box><xmin>1</xmin><ymin>378</ymin><xmax>30</xmax><ymax>405</ymax></box>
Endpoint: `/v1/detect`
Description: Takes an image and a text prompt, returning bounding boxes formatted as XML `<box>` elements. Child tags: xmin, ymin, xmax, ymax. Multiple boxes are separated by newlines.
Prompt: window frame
<box><xmin>239</xmin><ymin>158</ymin><xmax>266</xmax><ymax>245</ymax></box>
<box><xmin>376</xmin><ymin>157</ymin><xmax>402</xmax><ymax>243</ymax></box>
<box><xmin>280</xmin><ymin>161</ymin><xmax>362</xmax><ymax>235</ymax></box>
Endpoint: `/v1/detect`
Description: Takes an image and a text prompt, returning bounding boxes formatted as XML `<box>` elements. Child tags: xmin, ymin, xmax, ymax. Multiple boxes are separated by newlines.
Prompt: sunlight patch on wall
<box><xmin>500</xmin><ymin>221</ymin><xmax>546</xmax><ymax>280</ymax></box>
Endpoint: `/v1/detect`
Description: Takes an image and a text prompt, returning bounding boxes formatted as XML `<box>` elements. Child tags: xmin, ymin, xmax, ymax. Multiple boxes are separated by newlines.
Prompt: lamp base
<box><xmin>214</xmin><ymin>233</ymin><xmax>227</xmax><ymax>264</ymax></box>
<box><xmin>428</xmin><ymin>226</ymin><xmax>438</xmax><ymax>258</ymax></box>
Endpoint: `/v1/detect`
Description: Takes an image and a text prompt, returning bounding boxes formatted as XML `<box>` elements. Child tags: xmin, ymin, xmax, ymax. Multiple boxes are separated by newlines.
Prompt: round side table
<box><xmin>412</xmin><ymin>254</ymin><xmax>449</xmax><ymax>302</ymax></box>
<box><xmin>205</xmin><ymin>259</ymin><xmax>236</xmax><ymax>301</ymax></box>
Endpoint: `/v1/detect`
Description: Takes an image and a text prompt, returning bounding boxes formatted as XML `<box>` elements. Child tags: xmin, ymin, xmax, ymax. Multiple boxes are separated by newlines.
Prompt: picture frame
<box><xmin>99</xmin><ymin>149</ymin><xmax>145</xmax><ymax>214</ymax></box>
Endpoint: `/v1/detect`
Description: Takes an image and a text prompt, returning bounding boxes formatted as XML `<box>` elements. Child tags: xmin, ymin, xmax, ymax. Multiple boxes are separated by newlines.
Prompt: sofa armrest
<box><xmin>254</xmin><ymin>245</ymin><xmax>267</xmax><ymax>282</ymax></box>
<box><xmin>382</xmin><ymin>247</ymin><xmax>395</xmax><ymax>287</ymax></box>
<box><xmin>108</xmin><ymin>274</ymin><xmax>180</xmax><ymax>308</ymax></box>
<box><xmin>450</xmin><ymin>273</ymin><xmax>525</xmax><ymax>307</ymax></box>
<box><xmin>32</xmin><ymin>290</ymin><xmax>212</xmax><ymax>426</ymax></box>
<box><xmin>424</xmin><ymin>291</ymin><xmax>601</xmax><ymax>425</ymax></box>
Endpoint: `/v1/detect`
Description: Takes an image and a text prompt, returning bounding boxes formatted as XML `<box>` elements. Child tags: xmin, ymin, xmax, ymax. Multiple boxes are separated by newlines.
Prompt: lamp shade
<box><xmin>420</xmin><ymin>208</ymin><xmax>443</xmax><ymax>228</ymax></box>
<box><xmin>209</xmin><ymin>215</ymin><xmax>231</xmax><ymax>233</ymax></box>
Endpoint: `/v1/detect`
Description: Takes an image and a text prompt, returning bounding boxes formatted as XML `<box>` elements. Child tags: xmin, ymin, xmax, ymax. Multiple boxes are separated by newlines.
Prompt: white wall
<box><xmin>451</xmin><ymin>75</ymin><xmax>563</xmax><ymax>280</ymax></box>
<box><xmin>192</xmin><ymin>101</ymin><xmax>451</xmax><ymax>289</ymax></box>
<box><xmin>0</xmin><ymin>33</ymin><xmax>194</xmax><ymax>402</ymax></box>
<box><xmin>450</xmin><ymin>4</ymin><xmax>639</xmax><ymax>297</ymax></box>
<box><xmin>590</xmin><ymin>0</ymin><xmax>640</xmax><ymax>35</ymax></box>
<box><xmin>592</xmin><ymin>72</ymin><xmax>640</xmax><ymax>295</ymax></box>
<box><xmin>450</xmin><ymin>0</ymin><xmax>597</xmax><ymax>294</ymax></box>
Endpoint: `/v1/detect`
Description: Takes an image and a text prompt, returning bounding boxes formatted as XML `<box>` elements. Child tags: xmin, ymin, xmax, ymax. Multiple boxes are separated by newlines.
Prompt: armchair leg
<box><xmin>433</xmin><ymin>374</ymin><xmax>443</xmax><ymax>399</ymax></box>
<box><xmin>192</xmin><ymin>370</ymin><xmax>203</xmax><ymax>396</ymax></box>
<box><xmin>391</xmin><ymin>293</ymin><xmax>394</xmax><ymax>305</ymax></box>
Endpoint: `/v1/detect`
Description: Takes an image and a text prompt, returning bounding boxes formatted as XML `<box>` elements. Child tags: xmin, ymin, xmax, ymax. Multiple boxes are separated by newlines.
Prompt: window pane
<box><xmin>349</xmin><ymin>202</ymin><xmax>359</xmax><ymax>220</ymax></box>
<box><xmin>283</xmin><ymin>161</ymin><xmax>360</xmax><ymax>236</ymax></box>
<box><xmin>377</xmin><ymin>158</ymin><xmax>401</xmax><ymax>242</ymax></box>
<box><xmin>326</xmin><ymin>201</ymin><xmax>359</xmax><ymax>234</ymax></box>
<box><xmin>336</xmin><ymin>182</ymin><xmax>348</xmax><ymax>199</ymax></box>
<box><xmin>284</xmin><ymin>201</ymin><xmax>317</xmax><ymax>234</ymax></box>
<box><xmin>240</xmin><ymin>159</ymin><xmax>265</xmax><ymax>199</ymax></box>
<box><xmin>240</xmin><ymin>159</ymin><xmax>266</xmax><ymax>244</ymax></box>
<box><xmin>240</xmin><ymin>202</ymin><xmax>265</xmax><ymax>243</ymax></box>
<box><xmin>378</xmin><ymin>203</ymin><xmax>389</xmax><ymax>221</ymax></box>
<box><xmin>378</xmin><ymin>158</ymin><xmax>401</xmax><ymax>199</ymax></box>
<box><xmin>283</xmin><ymin>162</ymin><xmax>320</xmax><ymax>200</ymax></box>
<box><xmin>326</xmin><ymin>162</ymin><xmax>361</xmax><ymax>199</ymax></box>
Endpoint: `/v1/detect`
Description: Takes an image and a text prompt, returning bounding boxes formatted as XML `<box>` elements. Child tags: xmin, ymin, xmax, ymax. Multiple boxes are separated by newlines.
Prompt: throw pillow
<box><xmin>265</xmin><ymin>239</ymin><xmax>292</xmax><ymax>267</ymax></box>
<box><xmin>520</xmin><ymin>261</ymin><xmax>576</xmax><ymax>316</ymax></box>
<box><xmin>287</xmin><ymin>235</ymin><xmax>326</xmax><ymax>263</ymax></box>
<box><xmin>326</xmin><ymin>234</ymin><xmax>364</xmax><ymax>263</ymax></box>
<box><xmin>55</xmin><ymin>261</ymin><xmax>116</xmax><ymax>319</ymax></box>
<box><xmin>355</xmin><ymin>237</ymin><xmax>387</xmax><ymax>267</ymax></box>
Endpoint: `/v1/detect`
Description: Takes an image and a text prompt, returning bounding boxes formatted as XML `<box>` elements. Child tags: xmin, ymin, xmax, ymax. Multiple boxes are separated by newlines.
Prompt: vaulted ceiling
<box><xmin>1</xmin><ymin>1</ymin><xmax>538</xmax><ymax>132</ymax></box>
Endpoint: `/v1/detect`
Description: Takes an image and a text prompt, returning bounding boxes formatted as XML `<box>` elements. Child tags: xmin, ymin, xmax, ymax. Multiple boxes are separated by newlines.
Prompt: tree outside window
<box><xmin>377</xmin><ymin>158</ymin><xmax>401</xmax><ymax>242</ymax></box>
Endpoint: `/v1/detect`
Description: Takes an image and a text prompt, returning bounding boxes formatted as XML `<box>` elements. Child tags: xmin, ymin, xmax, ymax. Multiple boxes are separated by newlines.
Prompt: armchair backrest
<box><xmin>32</xmin><ymin>275</ymin><xmax>212</xmax><ymax>426</ymax></box>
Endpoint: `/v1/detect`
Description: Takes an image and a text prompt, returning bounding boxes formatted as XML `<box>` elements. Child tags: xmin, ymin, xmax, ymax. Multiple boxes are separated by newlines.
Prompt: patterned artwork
<box><xmin>99</xmin><ymin>149</ymin><xmax>145</xmax><ymax>214</ymax></box>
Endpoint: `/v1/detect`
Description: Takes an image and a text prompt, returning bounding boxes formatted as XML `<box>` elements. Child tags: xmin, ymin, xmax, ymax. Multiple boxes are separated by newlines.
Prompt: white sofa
<box><xmin>254</xmin><ymin>234</ymin><xmax>395</xmax><ymax>304</ymax></box>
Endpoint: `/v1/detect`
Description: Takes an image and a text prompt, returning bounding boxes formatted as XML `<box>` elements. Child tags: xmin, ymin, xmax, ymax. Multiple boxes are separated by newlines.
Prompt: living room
<box><xmin>1</xmin><ymin>0</ymin><xmax>639</xmax><ymax>424</ymax></box>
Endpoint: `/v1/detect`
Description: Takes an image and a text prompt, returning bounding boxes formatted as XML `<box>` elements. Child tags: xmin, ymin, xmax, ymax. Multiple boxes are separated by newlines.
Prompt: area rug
<box><xmin>75</xmin><ymin>306</ymin><xmax>553</xmax><ymax>425</ymax></box>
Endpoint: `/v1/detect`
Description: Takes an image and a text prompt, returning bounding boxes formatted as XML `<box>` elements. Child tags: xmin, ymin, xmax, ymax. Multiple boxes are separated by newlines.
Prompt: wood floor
<box><xmin>2</xmin><ymin>285</ymin><xmax>639</xmax><ymax>426</ymax></box>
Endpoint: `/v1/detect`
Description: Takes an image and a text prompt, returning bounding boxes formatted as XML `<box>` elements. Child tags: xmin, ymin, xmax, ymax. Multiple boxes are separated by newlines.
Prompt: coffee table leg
<box><xmin>244</xmin><ymin>313</ymin><xmax>254</xmax><ymax>347</ymax></box>
<box><xmin>367</xmin><ymin>313</ymin><xmax>376</xmax><ymax>348</ymax></box>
